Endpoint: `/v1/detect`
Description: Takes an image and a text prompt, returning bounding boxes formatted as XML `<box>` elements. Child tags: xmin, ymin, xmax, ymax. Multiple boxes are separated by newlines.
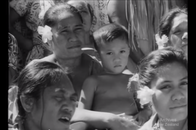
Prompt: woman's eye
<box><xmin>106</xmin><ymin>52</ymin><xmax>112</xmax><ymax>55</ymax></box>
<box><xmin>160</xmin><ymin>85</ymin><xmax>171</xmax><ymax>90</ymax></box>
<box><xmin>70</xmin><ymin>97</ymin><xmax>78</xmax><ymax>102</ymax></box>
<box><xmin>55</xmin><ymin>97</ymin><xmax>63</xmax><ymax>101</ymax></box>
<box><xmin>181</xmin><ymin>81</ymin><xmax>188</xmax><ymax>86</ymax></box>
<box><xmin>120</xmin><ymin>50</ymin><xmax>126</xmax><ymax>53</ymax></box>
<box><xmin>75</xmin><ymin>28</ymin><xmax>83</xmax><ymax>32</ymax></box>
<box><xmin>61</xmin><ymin>30</ymin><xmax>68</xmax><ymax>33</ymax></box>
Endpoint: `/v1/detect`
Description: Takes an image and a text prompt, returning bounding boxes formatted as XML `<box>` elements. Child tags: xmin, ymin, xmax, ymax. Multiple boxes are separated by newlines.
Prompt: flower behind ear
<box><xmin>137</xmin><ymin>86</ymin><xmax>155</xmax><ymax>108</ymax></box>
<box><xmin>37</xmin><ymin>25</ymin><xmax>53</xmax><ymax>43</ymax></box>
<box><xmin>155</xmin><ymin>34</ymin><xmax>169</xmax><ymax>49</ymax></box>
<box><xmin>127</xmin><ymin>73</ymin><xmax>140</xmax><ymax>92</ymax></box>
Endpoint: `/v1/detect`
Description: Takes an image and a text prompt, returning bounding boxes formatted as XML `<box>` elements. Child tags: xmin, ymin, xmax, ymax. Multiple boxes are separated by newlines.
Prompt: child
<box><xmin>8</xmin><ymin>60</ymin><xmax>77</xmax><ymax>130</ymax></box>
<box><xmin>75</xmin><ymin>23</ymin><xmax>152</xmax><ymax>129</ymax></box>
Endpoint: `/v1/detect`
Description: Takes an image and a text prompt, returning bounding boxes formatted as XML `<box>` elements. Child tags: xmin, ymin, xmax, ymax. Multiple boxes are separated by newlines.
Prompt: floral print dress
<box><xmin>10</xmin><ymin>0</ymin><xmax>54</xmax><ymax>65</ymax></box>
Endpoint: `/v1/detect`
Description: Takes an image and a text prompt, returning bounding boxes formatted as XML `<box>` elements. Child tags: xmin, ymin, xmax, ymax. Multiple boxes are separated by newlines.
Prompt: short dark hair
<box><xmin>138</xmin><ymin>47</ymin><xmax>187</xmax><ymax>87</ymax></box>
<box><xmin>93</xmin><ymin>23</ymin><xmax>128</xmax><ymax>52</ymax></box>
<box><xmin>158</xmin><ymin>7</ymin><xmax>187</xmax><ymax>37</ymax></box>
<box><xmin>17</xmin><ymin>60</ymin><xmax>69</xmax><ymax>118</ymax></box>
<box><xmin>43</xmin><ymin>3</ymin><xmax>83</xmax><ymax>27</ymax></box>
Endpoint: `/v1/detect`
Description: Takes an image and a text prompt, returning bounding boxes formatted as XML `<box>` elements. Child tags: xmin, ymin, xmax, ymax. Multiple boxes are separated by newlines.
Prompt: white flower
<box><xmin>155</xmin><ymin>34</ymin><xmax>169</xmax><ymax>49</ymax></box>
<box><xmin>127</xmin><ymin>73</ymin><xmax>139</xmax><ymax>91</ymax></box>
<box><xmin>137</xmin><ymin>86</ymin><xmax>155</xmax><ymax>107</ymax></box>
<box><xmin>37</xmin><ymin>25</ymin><xmax>53</xmax><ymax>43</ymax></box>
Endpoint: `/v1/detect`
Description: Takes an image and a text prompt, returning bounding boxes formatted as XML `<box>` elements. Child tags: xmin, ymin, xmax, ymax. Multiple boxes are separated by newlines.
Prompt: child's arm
<box><xmin>78</xmin><ymin>76</ymin><xmax>98</xmax><ymax>109</ymax></box>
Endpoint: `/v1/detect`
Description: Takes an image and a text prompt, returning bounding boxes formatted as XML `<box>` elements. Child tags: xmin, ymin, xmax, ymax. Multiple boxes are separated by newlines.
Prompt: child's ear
<box><xmin>20</xmin><ymin>95</ymin><xmax>35</xmax><ymax>113</ymax></box>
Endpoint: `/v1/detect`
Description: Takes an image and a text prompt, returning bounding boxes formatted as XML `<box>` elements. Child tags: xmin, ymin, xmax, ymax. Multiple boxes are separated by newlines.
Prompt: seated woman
<box><xmin>8</xmin><ymin>60</ymin><xmax>77</xmax><ymax>130</ymax></box>
<box><xmin>67</xmin><ymin>0</ymin><xmax>100</xmax><ymax>60</ymax></box>
<box><xmin>35</xmin><ymin>3</ymin><xmax>103</xmax><ymax>97</ymax></box>
<box><xmin>155</xmin><ymin>7</ymin><xmax>187</xmax><ymax>57</ymax></box>
<box><xmin>127</xmin><ymin>47</ymin><xmax>187</xmax><ymax>130</ymax></box>
<box><xmin>8</xmin><ymin>33</ymin><xmax>23</xmax><ymax>86</ymax></box>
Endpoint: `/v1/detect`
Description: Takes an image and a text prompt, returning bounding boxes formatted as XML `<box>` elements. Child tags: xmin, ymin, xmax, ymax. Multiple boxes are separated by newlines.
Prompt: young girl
<box><xmin>156</xmin><ymin>8</ymin><xmax>187</xmax><ymax>57</ymax></box>
<box><xmin>128</xmin><ymin>47</ymin><xmax>187</xmax><ymax>130</ymax></box>
<box><xmin>8</xmin><ymin>60</ymin><xmax>77</xmax><ymax>130</ymax></box>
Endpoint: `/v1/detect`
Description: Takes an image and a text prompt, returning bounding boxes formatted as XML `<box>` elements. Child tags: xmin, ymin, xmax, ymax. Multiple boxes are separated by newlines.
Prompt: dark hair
<box><xmin>17</xmin><ymin>60</ymin><xmax>69</xmax><ymax>118</ymax></box>
<box><xmin>158</xmin><ymin>7</ymin><xmax>187</xmax><ymax>37</ymax></box>
<box><xmin>67</xmin><ymin>0</ymin><xmax>97</xmax><ymax>26</ymax></box>
<box><xmin>139</xmin><ymin>47</ymin><xmax>187</xmax><ymax>87</ymax></box>
<box><xmin>93</xmin><ymin>23</ymin><xmax>128</xmax><ymax>52</ymax></box>
<box><xmin>43</xmin><ymin>3</ymin><xmax>83</xmax><ymax>27</ymax></box>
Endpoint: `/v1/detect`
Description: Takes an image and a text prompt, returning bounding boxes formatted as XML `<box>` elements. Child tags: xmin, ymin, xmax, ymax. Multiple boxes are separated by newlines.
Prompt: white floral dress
<box><xmin>10</xmin><ymin>0</ymin><xmax>54</xmax><ymax>65</ymax></box>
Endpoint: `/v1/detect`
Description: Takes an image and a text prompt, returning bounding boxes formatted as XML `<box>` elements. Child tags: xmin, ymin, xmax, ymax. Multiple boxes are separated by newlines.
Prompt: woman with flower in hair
<box><xmin>155</xmin><ymin>7</ymin><xmax>187</xmax><ymax>57</ymax></box>
<box><xmin>36</xmin><ymin>3</ymin><xmax>103</xmax><ymax>98</ymax></box>
<box><xmin>67</xmin><ymin>0</ymin><xmax>100</xmax><ymax>59</ymax></box>
<box><xmin>128</xmin><ymin>47</ymin><xmax>187</xmax><ymax>130</ymax></box>
<box><xmin>9</xmin><ymin>0</ymin><xmax>68</xmax><ymax>65</ymax></box>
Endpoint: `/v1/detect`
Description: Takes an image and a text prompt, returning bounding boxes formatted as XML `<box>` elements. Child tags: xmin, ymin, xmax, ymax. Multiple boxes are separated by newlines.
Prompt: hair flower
<box><xmin>155</xmin><ymin>34</ymin><xmax>169</xmax><ymax>49</ymax></box>
<box><xmin>37</xmin><ymin>25</ymin><xmax>53</xmax><ymax>43</ymax></box>
<box><xmin>127</xmin><ymin>73</ymin><xmax>140</xmax><ymax>92</ymax></box>
<box><xmin>137</xmin><ymin>86</ymin><xmax>155</xmax><ymax>107</ymax></box>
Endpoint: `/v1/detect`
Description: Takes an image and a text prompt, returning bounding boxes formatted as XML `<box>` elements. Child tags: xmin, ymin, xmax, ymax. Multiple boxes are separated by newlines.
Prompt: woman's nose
<box><xmin>69</xmin><ymin>32</ymin><xmax>78</xmax><ymax>42</ymax></box>
<box><xmin>182</xmin><ymin>32</ymin><xmax>188</xmax><ymax>40</ymax></box>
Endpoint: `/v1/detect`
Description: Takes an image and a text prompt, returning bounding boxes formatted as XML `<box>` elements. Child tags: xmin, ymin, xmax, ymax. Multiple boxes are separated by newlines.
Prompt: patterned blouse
<box><xmin>10</xmin><ymin>0</ymin><xmax>54</xmax><ymax>65</ymax></box>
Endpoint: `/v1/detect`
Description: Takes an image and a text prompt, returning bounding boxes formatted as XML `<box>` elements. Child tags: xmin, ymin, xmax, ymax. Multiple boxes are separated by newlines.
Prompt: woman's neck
<box><xmin>84</xmin><ymin>31</ymin><xmax>92</xmax><ymax>46</ymax></box>
<box><xmin>23</xmin><ymin>118</ymin><xmax>40</xmax><ymax>130</ymax></box>
<box><xmin>54</xmin><ymin>55</ymin><xmax>82</xmax><ymax>73</ymax></box>
<box><xmin>158</xmin><ymin>117</ymin><xmax>187</xmax><ymax>130</ymax></box>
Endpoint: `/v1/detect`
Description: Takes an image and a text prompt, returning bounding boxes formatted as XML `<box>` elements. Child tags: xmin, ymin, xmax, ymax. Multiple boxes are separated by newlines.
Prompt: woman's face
<box><xmin>150</xmin><ymin>62</ymin><xmax>187</xmax><ymax>121</ymax></box>
<box><xmin>68</xmin><ymin>1</ymin><xmax>92</xmax><ymax>32</ymax></box>
<box><xmin>31</xmin><ymin>76</ymin><xmax>78</xmax><ymax>130</ymax></box>
<box><xmin>50</xmin><ymin>11</ymin><xmax>85</xmax><ymax>59</ymax></box>
<box><xmin>169</xmin><ymin>13</ymin><xmax>187</xmax><ymax>56</ymax></box>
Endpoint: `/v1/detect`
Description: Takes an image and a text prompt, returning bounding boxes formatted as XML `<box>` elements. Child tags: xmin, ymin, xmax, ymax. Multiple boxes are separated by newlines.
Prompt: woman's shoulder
<box><xmin>139</xmin><ymin>113</ymin><xmax>158</xmax><ymax>130</ymax></box>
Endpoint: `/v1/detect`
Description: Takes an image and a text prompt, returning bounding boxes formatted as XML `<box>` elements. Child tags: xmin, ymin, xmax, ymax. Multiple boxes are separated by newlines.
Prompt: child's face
<box><xmin>50</xmin><ymin>12</ymin><xmax>85</xmax><ymax>59</ymax></box>
<box><xmin>150</xmin><ymin>62</ymin><xmax>187</xmax><ymax>121</ymax></box>
<box><xmin>31</xmin><ymin>76</ymin><xmax>77</xmax><ymax>130</ymax></box>
<box><xmin>169</xmin><ymin>13</ymin><xmax>187</xmax><ymax>56</ymax></box>
<box><xmin>99</xmin><ymin>38</ymin><xmax>130</xmax><ymax>74</ymax></box>
<box><xmin>68</xmin><ymin>1</ymin><xmax>92</xmax><ymax>32</ymax></box>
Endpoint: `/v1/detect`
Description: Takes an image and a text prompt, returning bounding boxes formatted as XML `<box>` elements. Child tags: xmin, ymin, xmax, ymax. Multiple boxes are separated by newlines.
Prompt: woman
<box><xmin>67</xmin><ymin>0</ymin><xmax>100</xmax><ymax>59</ymax></box>
<box><xmin>128</xmin><ymin>47</ymin><xmax>187</xmax><ymax>130</ymax></box>
<box><xmin>35</xmin><ymin>3</ymin><xmax>103</xmax><ymax>97</ymax></box>
<box><xmin>8</xmin><ymin>60</ymin><xmax>77</xmax><ymax>130</ymax></box>
<box><xmin>9</xmin><ymin>0</ymin><xmax>67</xmax><ymax>65</ymax></box>
<box><xmin>156</xmin><ymin>8</ymin><xmax>187</xmax><ymax>57</ymax></box>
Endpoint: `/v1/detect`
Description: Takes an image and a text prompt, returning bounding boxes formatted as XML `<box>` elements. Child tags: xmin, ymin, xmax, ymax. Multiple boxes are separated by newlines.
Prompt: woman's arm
<box><xmin>9</xmin><ymin>7</ymin><xmax>33</xmax><ymax>53</ymax></box>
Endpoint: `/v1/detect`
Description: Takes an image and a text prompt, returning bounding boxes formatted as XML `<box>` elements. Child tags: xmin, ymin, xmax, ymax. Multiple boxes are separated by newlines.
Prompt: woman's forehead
<box><xmin>172</xmin><ymin>13</ymin><xmax>187</xmax><ymax>29</ymax></box>
<box><xmin>155</xmin><ymin>63</ymin><xmax>187</xmax><ymax>82</ymax></box>
<box><xmin>54</xmin><ymin>13</ymin><xmax>83</xmax><ymax>29</ymax></box>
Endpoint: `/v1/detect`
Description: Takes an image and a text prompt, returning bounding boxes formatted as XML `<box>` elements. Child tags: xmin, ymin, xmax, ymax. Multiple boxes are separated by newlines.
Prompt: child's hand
<box><xmin>133</xmin><ymin>109</ymin><xmax>152</xmax><ymax>126</ymax></box>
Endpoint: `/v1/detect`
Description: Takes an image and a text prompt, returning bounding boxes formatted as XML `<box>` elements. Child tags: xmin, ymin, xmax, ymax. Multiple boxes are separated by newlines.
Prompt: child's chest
<box><xmin>95</xmin><ymin>75</ymin><xmax>134</xmax><ymax>98</ymax></box>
